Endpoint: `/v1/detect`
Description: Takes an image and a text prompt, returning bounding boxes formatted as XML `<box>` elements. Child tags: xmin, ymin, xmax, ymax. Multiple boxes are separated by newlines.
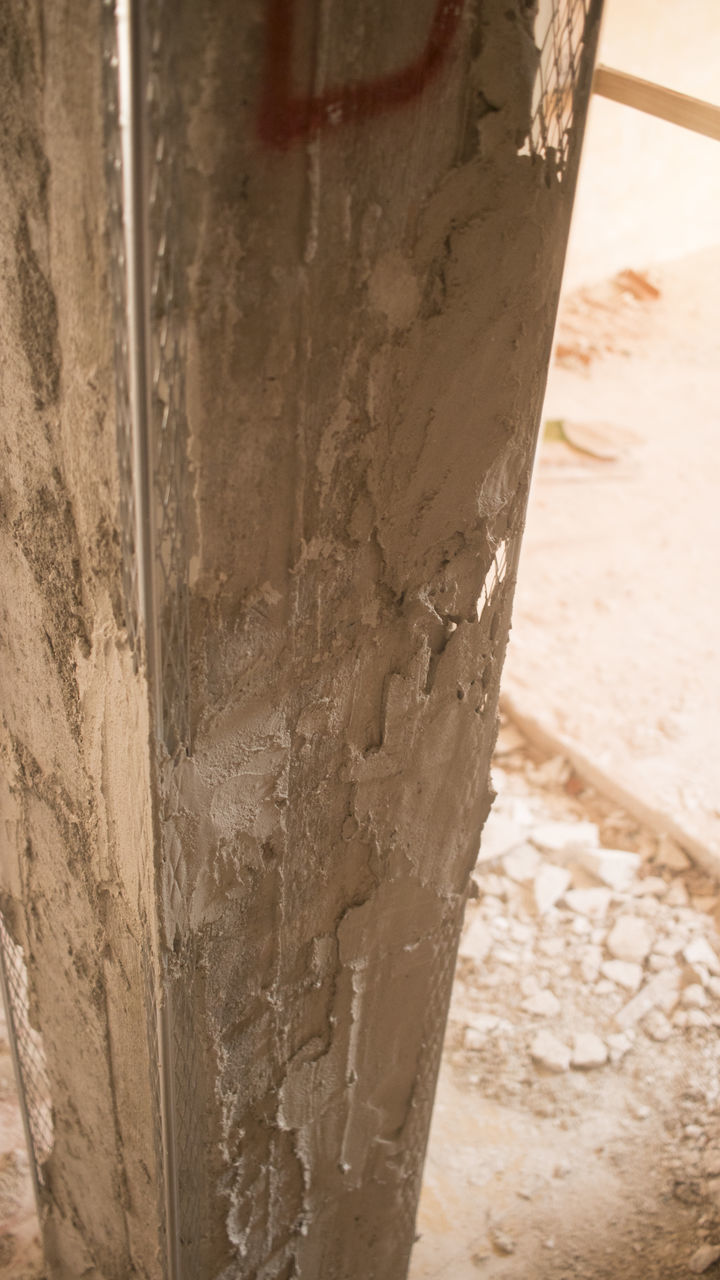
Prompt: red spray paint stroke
<box><xmin>258</xmin><ymin>0</ymin><xmax>464</xmax><ymax>148</ymax></box>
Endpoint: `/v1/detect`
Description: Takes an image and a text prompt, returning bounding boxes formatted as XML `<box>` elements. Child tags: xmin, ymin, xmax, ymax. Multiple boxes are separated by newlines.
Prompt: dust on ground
<box><xmin>411</xmin><ymin>715</ymin><xmax>720</xmax><ymax>1280</ymax></box>
<box><xmin>502</xmin><ymin>245</ymin><xmax>720</xmax><ymax>864</ymax></box>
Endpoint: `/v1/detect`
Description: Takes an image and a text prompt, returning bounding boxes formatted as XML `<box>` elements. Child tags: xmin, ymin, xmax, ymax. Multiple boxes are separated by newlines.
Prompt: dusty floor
<box><xmin>410</xmin><ymin>719</ymin><xmax>720</xmax><ymax>1280</ymax></box>
<box><xmin>502</xmin><ymin>244</ymin><xmax>720</xmax><ymax>865</ymax></box>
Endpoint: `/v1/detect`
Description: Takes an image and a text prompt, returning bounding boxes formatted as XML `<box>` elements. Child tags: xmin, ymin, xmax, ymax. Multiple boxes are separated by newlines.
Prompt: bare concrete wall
<box><xmin>0</xmin><ymin>1</ymin><xmax>601</xmax><ymax>1277</ymax></box>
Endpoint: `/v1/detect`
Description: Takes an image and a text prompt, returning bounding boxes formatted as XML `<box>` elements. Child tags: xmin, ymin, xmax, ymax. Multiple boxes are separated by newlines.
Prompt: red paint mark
<box><xmin>259</xmin><ymin>0</ymin><xmax>464</xmax><ymax>148</ymax></box>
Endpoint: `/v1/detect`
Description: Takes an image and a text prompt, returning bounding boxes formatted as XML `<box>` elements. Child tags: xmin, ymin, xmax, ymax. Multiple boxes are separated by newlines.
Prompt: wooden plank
<box><xmin>593</xmin><ymin>64</ymin><xmax>720</xmax><ymax>142</ymax></box>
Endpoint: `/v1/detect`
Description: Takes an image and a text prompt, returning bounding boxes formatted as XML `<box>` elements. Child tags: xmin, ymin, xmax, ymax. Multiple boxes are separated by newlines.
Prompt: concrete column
<box><xmin>0</xmin><ymin>1</ymin><xmax>601</xmax><ymax>1277</ymax></box>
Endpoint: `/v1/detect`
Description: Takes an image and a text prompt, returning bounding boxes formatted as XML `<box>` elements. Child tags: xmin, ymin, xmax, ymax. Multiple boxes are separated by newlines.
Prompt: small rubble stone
<box><xmin>633</xmin><ymin>876</ymin><xmax>667</xmax><ymax>897</ymax></box>
<box><xmin>601</xmin><ymin>959</ymin><xmax>643</xmax><ymax>992</ymax></box>
<box><xmin>580</xmin><ymin>945</ymin><xmax>603</xmax><ymax>983</ymax></box>
<box><xmin>571</xmin><ymin>1033</ymin><xmax>608</xmax><ymax>1069</ymax></box>
<box><xmin>531</xmin><ymin>820</ymin><xmax>599</xmax><ymax>852</ymax></box>
<box><xmin>534</xmin><ymin>865</ymin><xmax>572</xmax><ymax>915</ymax></box>
<box><xmin>654</xmin><ymin>836</ymin><xmax>691</xmax><ymax>872</ymax></box>
<box><xmin>654</xmin><ymin>932</ymin><xmax>686</xmax><ymax>957</ymax></box>
<box><xmin>685</xmin><ymin>938</ymin><xmax>720</xmax><ymax>976</ymax></box>
<box><xmin>495</xmin><ymin>723</ymin><xmax>526</xmax><ymax>756</ymax></box>
<box><xmin>616</xmin><ymin>970</ymin><xmax>680</xmax><ymax>1027</ymax></box>
<box><xmin>682</xmin><ymin>984</ymin><xmax>709</xmax><ymax>1009</ymax></box>
<box><xmin>478</xmin><ymin>811</ymin><xmax>529</xmax><ymax>863</ymax></box>
<box><xmin>530</xmin><ymin>1031</ymin><xmax>571</xmax><ymax>1073</ymax></box>
<box><xmin>503</xmin><ymin>843</ymin><xmax>542</xmax><ymax>883</ymax></box>
<box><xmin>674</xmin><ymin>1009</ymin><xmax>712</xmax><ymax>1030</ymax></box>
<box><xmin>538</xmin><ymin>935</ymin><xmax>565</xmax><ymax>957</ymax></box>
<box><xmin>665</xmin><ymin>878</ymin><xmax>690</xmax><ymax>907</ymax></box>
<box><xmin>523</xmin><ymin>990</ymin><xmax>561</xmax><ymax>1017</ymax></box>
<box><xmin>689</xmin><ymin>1243</ymin><xmax>720</xmax><ymax>1273</ymax></box>
<box><xmin>577</xmin><ymin>848</ymin><xmax>640</xmax><ymax>892</ymax></box>
<box><xmin>490</xmin><ymin>1227</ymin><xmax>516</xmax><ymax>1256</ymax></box>
<box><xmin>687</xmin><ymin>1010</ymin><xmax>713</xmax><ymax>1030</ymax></box>
<box><xmin>464</xmin><ymin>1027</ymin><xmax>485</xmax><ymax>1051</ymax></box>
<box><xmin>643</xmin><ymin>1009</ymin><xmax>673</xmax><ymax>1042</ymax></box>
<box><xmin>607</xmin><ymin>916</ymin><xmax>654</xmax><ymax>964</ymax></box>
<box><xmin>458</xmin><ymin>916</ymin><xmax>493</xmax><ymax>963</ymax></box>
<box><xmin>571</xmin><ymin>915</ymin><xmax>592</xmax><ymax>935</ymax></box>
<box><xmin>594</xmin><ymin>979</ymin><xmax>616</xmax><ymax>996</ymax></box>
<box><xmin>564</xmin><ymin>888</ymin><xmax>613</xmax><ymax>919</ymax></box>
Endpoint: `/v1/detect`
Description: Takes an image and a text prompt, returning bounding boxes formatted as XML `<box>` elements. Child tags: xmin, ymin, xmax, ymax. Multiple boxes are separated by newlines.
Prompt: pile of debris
<box><xmin>426</xmin><ymin>721</ymin><xmax>720</xmax><ymax>1278</ymax></box>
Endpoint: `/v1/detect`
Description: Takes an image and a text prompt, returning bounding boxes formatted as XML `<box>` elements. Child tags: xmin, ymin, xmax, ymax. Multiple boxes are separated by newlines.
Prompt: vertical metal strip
<box><xmin>116</xmin><ymin>4</ymin><xmax>180</xmax><ymax>1277</ymax></box>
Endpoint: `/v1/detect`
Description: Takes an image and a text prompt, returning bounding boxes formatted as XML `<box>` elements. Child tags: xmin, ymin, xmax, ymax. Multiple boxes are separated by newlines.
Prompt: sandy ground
<box><xmin>411</xmin><ymin>719</ymin><xmax>720</xmax><ymax>1280</ymax></box>
<box><xmin>501</xmin><ymin>244</ymin><xmax>720</xmax><ymax>867</ymax></box>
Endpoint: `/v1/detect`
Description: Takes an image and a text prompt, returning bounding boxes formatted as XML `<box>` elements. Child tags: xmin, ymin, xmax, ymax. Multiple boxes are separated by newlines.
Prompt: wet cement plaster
<box><xmin>0</xmin><ymin>0</ymin><xmax>600</xmax><ymax>1276</ymax></box>
<box><xmin>162</xmin><ymin>1</ymin><xmax>599</xmax><ymax>1276</ymax></box>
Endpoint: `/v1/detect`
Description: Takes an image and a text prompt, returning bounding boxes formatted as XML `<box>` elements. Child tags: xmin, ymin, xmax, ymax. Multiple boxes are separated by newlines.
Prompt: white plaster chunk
<box><xmin>502</xmin><ymin>843</ymin><xmax>541</xmax><ymax>884</ymax></box>
<box><xmin>601</xmin><ymin>959</ymin><xmax>643</xmax><ymax>992</ymax></box>
<box><xmin>607</xmin><ymin>1031</ymin><xmax>634</xmax><ymax>1063</ymax></box>
<box><xmin>576</xmin><ymin>848</ymin><xmax>641</xmax><ymax>893</ymax></box>
<box><xmin>643</xmin><ymin>1009</ymin><xmax>673</xmax><ymax>1042</ymax></box>
<box><xmin>464</xmin><ymin>1027</ymin><xmax>485</xmax><ymax>1051</ymax></box>
<box><xmin>477</xmin><ymin>811</ymin><xmax>528</xmax><ymax>864</ymax></box>
<box><xmin>682</xmin><ymin>984</ymin><xmax>709</xmax><ymax>1009</ymax></box>
<box><xmin>632</xmin><ymin>875</ymin><xmax>667</xmax><ymax>897</ymax></box>
<box><xmin>533</xmin><ymin>865</ymin><xmax>571</xmax><ymax>915</ymax></box>
<box><xmin>538</xmin><ymin>935</ymin><xmax>565</xmax><ymax>957</ymax></box>
<box><xmin>571</xmin><ymin>1032</ymin><xmax>608</xmax><ymax>1069</ymax></box>
<box><xmin>616</xmin><ymin>970</ymin><xmax>680</xmax><ymax>1028</ymax></box>
<box><xmin>580</xmin><ymin>945</ymin><xmax>603</xmax><ymax>984</ymax></box>
<box><xmin>607</xmin><ymin>916</ymin><xmax>654</xmax><ymax>964</ymax></box>
<box><xmin>522</xmin><ymin>990</ymin><xmax>561</xmax><ymax>1017</ymax></box>
<box><xmin>530</xmin><ymin>1031</ymin><xmax>571</xmax><ymax>1073</ymax></box>
<box><xmin>654</xmin><ymin>932</ymin><xmax>687</xmax><ymax>958</ymax></box>
<box><xmin>564</xmin><ymin>888</ymin><xmax>613</xmax><ymax>919</ymax></box>
<box><xmin>458</xmin><ymin>915</ymin><xmax>493</xmax><ymax>963</ymax></box>
<box><xmin>684</xmin><ymin>937</ymin><xmax>720</xmax><ymax>976</ymax></box>
<box><xmin>531</xmin><ymin>820</ymin><xmax>600</xmax><ymax>854</ymax></box>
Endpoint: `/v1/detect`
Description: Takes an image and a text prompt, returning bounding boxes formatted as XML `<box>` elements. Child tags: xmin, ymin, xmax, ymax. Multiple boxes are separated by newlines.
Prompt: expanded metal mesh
<box><xmin>0</xmin><ymin>913</ymin><xmax>53</xmax><ymax>1192</ymax></box>
<box><xmin>146</xmin><ymin>0</ymin><xmax>191</xmax><ymax>759</ymax></box>
<box><xmin>102</xmin><ymin>0</ymin><xmax>141</xmax><ymax>663</ymax></box>
<box><xmin>529</xmin><ymin>0</ymin><xmax>593</xmax><ymax>170</ymax></box>
<box><xmin>168</xmin><ymin>963</ymin><xmax>205</xmax><ymax>1275</ymax></box>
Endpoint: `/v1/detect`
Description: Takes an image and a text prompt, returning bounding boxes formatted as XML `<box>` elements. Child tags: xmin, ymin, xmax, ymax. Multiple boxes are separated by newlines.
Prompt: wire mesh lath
<box><xmin>0</xmin><ymin>913</ymin><xmax>53</xmax><ymax>1188</ymax></box>
<box><xmin>147</xmin><ymin>0</ymin><xmax>191</xmax><ymax>760</ymax></box>
<box><xmin>102</xmin><ymin>0</ymin><xmax>141</xmax><ymax>665</ymax></box>
<box><xmin>529</xmin><ymin>0</ymin><xmax>592</xmax><ymax>171</ymax></box>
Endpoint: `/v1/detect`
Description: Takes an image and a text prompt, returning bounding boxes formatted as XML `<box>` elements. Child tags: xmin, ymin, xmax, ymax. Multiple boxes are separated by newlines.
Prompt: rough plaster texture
<box><xmin>0</xmin><ymin>3</ymin><xmax>164</xmax><ymax>1275</ymax></box>
<box><xmin>0</xmin><ymin>1</ymin><xmax>600</xmax><ymax>1277</ymax></box>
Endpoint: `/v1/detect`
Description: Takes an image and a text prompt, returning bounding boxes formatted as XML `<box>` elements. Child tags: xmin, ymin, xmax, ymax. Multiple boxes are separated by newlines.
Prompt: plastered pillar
<box><xmin>0</xmin><ymin>1</ymin><xmax>601</xmax><ymax>1277</ymax></box>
